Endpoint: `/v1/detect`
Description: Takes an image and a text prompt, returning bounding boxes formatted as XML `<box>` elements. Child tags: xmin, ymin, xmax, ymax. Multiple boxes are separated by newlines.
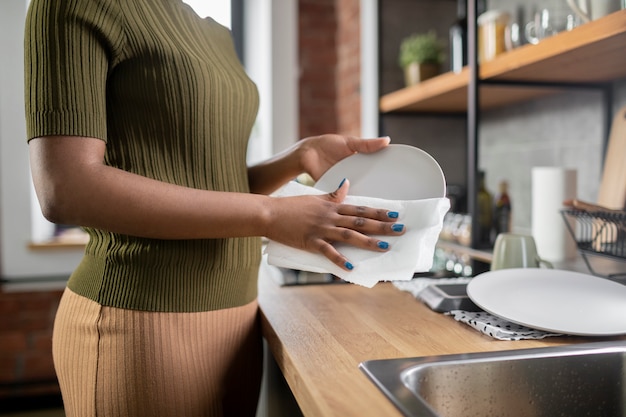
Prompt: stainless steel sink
<box><xmin>359</xmin><ymin>340</ymin><xmax>626</xmax><ymax>417</ymax></box>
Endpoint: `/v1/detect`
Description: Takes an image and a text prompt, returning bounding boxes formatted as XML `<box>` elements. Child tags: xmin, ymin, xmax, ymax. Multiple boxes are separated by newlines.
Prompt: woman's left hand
<box><xmin>297</xmin><ymin>134</ymin><xmax>390</xmax><ymax>181</ymax></box>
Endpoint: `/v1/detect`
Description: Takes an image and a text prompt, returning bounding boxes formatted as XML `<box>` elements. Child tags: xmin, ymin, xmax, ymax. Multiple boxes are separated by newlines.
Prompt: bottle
<box><xmin>493</xmin><ymin>180</ymin><xmax>512</xmax><ymax>240</ymax></box>
<box><xmin>476</xmin><ymin>171</ymin><xmax>493</xmax><ymax>247</ymax></box>
<box><xmin>449</xmin><ymin>0</ymin><xmax>486</xmax><ymax>73</ymax></box>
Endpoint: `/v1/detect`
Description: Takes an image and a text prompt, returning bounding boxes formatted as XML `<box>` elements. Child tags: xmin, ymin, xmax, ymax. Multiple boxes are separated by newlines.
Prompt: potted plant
<box><xmin>398</xmin><ymin>31</ymin><xmax>444</xmax><ymax>86</ymax></box>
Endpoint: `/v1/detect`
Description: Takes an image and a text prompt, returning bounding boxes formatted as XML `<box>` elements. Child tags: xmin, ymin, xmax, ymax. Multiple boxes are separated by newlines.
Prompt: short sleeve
<box><xmin>24</xmin><ymin>0</ymin><xmax>125</xmax><ymax>142</ymax></box>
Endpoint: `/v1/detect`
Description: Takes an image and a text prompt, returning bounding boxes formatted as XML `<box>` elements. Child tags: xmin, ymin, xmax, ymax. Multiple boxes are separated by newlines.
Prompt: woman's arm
<box><xmin>29</xmin><ymin>135</ymin><xmax>403</xmax><ymax>270</ymax></box>
<box><xmin>29</xmin><ymin>136</ymin><xmax>274</xmax><ymax>240</ymax></box>
<box><xmin>247</xmin><ymin>134</ymin><xmax>391</xmax><ymax>195</ymax></box>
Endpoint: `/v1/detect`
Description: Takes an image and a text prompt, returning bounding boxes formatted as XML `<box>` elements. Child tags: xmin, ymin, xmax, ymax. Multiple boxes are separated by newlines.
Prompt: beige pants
<box><xmin>52</xmin><ymin>288</ymin><xmax>262</xmax><ymax>417</ymax></box>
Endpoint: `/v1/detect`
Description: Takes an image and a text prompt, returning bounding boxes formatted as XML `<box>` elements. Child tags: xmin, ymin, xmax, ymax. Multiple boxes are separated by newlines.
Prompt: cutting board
<box><xmin>597</xmin><ymin>104</ymin><xmax>626</xmax><ymax>210</ymax></box>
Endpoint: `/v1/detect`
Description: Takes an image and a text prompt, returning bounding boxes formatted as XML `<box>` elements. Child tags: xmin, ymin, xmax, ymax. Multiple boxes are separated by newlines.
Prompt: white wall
<box><xmin>360</xmin><ymin>0</ymin><xmax>379</xmax><ymax>138</ymax></box>
<box><xmin>244</xmin><ymin>0</ymin><xmax>299</xmax><ymax>163</ymax></box>
<box><xmin>0</xmin><ymin>0</ymin><xmax>84</xmax><ymax>280</ymax></box>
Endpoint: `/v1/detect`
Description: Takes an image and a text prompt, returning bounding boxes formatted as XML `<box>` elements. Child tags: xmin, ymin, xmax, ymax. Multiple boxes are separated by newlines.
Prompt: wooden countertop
<box><xmin>257</xmin><ymin>264</ymin><xmax>626</xmax><ymax>417</ymax></box>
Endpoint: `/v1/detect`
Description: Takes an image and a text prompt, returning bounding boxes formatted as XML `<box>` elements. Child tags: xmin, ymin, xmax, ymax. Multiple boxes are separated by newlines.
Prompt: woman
<box><xmin>24</xmin><ymin>0</ymin><xmax>404</xmax><ymax>415</ymax></box>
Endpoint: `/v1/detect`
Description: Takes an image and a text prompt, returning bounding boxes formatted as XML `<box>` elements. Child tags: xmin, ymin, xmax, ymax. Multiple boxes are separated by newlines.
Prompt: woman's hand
<box><xmin>264</xmin><ymin>179</ymin><xmax>405</xmax><ymax>271</ymax></box>
<box><xmin>247</xmin><ymin>133</ymin><xmax>389</xmax><ymax>195</ymax></box>
<box><xmin>297</xmin><ymin>134</ymin><xmax>390</xmax><ymax>181</ymax></box>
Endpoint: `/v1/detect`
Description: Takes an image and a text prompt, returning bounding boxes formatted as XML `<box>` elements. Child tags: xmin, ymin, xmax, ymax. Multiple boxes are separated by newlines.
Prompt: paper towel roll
<box><xmin>531</xmin><ymin>167</ymin><xmax>577</xmax><ymax>262</ymax></box>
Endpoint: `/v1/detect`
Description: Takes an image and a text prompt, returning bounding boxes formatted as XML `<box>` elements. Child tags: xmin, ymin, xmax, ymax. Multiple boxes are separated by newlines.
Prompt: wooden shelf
<box><xmin>436</xmin><ymin>239</ymin><xmax>493</xmax><ymax>263</ymax></box>
<box><xmin>28</xmin><ymin>241</ymin><xmax>86</xmax><ymax>251</ymax></box>
<box><xmin>380</xmin><ymin>10</ymin><xmax>626</xmax><ymax>113</ymax></box>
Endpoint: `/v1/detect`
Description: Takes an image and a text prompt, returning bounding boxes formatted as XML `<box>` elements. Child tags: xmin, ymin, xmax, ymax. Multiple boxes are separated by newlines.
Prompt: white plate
<box><xmin>314</xmin><ymin>144</ymin><xmax>446</xmax><ymax>200</ymax></box>
<box><xmin>467</xmin><ymin>268</ymin><xmax>626</xmax><ymax>336</ymax></box>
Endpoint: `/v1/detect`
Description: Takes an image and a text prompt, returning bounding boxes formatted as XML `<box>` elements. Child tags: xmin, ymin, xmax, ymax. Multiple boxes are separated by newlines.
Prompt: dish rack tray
<box><xmin>561</xmin><ymin>208</ymin><xmax>626</xmax><ymax>278</ymax></box>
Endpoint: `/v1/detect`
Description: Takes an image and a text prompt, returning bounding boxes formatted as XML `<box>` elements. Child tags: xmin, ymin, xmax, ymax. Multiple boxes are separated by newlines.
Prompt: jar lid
<box><xmin>477</xmin><ymin>10</ymin><xmax>511</xmax><ymax>25</ymax></box>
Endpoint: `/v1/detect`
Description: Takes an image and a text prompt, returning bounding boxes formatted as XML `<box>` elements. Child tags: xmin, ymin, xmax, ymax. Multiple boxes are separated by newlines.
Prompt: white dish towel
<box><xmin>264</xmin><ymin>181</ymin><xmax>450</xmax><ymax>288</ymax></box>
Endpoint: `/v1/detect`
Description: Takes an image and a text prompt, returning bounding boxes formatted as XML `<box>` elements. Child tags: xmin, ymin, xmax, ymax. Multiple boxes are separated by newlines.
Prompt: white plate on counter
<box><xmin>314</xmin><ymin>144</ymin><xmax>446</xmax><ymax>200</ymax></box>
<box><xmin>466</xmin><ymin>268</ymin><xmax>626</xmax><ymax>336</ymax></box>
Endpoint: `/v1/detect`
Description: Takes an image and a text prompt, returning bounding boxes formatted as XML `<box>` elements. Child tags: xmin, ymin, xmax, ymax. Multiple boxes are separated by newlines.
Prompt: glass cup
<box><xmin>525</xmin><ymin>8</ymin><xmax>580</xmax><ymax>45</ymax></box>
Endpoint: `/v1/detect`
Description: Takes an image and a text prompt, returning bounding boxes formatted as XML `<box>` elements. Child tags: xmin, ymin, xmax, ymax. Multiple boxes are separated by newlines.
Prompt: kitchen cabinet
<box><xmin>380</xmin><ymin>5</ymin><xmax>626</xmax><ymax>259</ymax></box>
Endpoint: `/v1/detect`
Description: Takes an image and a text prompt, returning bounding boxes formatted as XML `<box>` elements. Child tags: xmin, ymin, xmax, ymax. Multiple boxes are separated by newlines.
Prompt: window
<box><xmin>182</xmin><ymin>0</ymin><xmax>231</xmax><ymax>27</ymax></box>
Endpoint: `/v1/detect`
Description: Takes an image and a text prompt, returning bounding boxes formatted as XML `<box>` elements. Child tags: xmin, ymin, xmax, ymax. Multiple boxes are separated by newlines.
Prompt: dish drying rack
<box><xmin>561</xmin><ymin>208</ymin><xmax>626</xmax><ymax>279</ymax></box>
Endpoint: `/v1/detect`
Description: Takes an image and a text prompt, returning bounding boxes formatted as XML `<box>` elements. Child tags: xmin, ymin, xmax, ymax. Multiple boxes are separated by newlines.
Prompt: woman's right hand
<box><xmin>264</xmin><ymin>179</ymin><xmax>405</xmax><ymax>271</ymax></box>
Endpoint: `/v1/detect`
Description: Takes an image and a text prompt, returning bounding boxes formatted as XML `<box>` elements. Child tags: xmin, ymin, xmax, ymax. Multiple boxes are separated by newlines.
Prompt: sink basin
<box><xmin>359</xmin><ymin>340</ymin><xmax>626</xmax><ymax>417</ymax></box>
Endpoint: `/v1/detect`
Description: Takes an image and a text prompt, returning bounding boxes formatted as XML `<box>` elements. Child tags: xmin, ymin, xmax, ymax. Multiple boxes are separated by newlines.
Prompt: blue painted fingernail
<box><xmin>344</xmin><ymin>261</ymin><xmax>354</xmax><ymax>270</ymax></box>
<box><xmin>392</xmin><ymin>224</ymin><xmax>405</xmax><ymax>232</ymax></box>
<box><xmin>387</xmin><ymin>211</ymin><xmax>399</xmax><ymax>218</ymax></box>
<box><xmin>336</xmin><ymin>178</ymin><xmax>346</xmax><ymax>190</ymax></box>
<box><xmin>378</xmin><ymin>241</ymin><xmax>389</xmax><ymax>250</ymax></box>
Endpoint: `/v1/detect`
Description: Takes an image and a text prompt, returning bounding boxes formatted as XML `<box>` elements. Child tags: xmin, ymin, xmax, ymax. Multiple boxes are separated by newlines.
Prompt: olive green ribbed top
<box><xmin>24</xmin><ymin>0</ymin><xmax>262</xmax><ymax>312</ymax></box>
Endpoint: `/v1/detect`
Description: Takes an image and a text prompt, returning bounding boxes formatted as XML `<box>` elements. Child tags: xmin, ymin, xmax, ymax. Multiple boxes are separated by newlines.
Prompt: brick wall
<box><xmin>335</xmin><ymin>0</ymin><xmax>361</xmax><ymax>137</ymax></box>
<box><xmin>0</xmin><ymin>288</ymin><xmax>63</xmax><ymax>401</ymax></box>
<box><xmin>299</xmin><ymin>0</ymin><xmax>361</xmax><ymax>139</ymax></box>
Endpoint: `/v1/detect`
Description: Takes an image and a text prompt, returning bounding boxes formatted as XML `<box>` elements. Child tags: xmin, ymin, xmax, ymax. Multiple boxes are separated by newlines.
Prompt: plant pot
<box><xmin>404</xmin><ymin>62</ymin><xmax>440</xmax><ymax>86</ymax></box>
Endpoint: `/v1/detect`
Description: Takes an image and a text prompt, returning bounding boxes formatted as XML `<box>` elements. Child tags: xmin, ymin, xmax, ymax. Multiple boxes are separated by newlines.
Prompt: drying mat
<box><xmin>393</xmin><ymin>277</ymin><xmax>564</xmax><ymax>340</ymax></box>
<box><xmin>447</xmin><ymin>310</ymin><xmax>564</xmax><ymax>341</ymax></box>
